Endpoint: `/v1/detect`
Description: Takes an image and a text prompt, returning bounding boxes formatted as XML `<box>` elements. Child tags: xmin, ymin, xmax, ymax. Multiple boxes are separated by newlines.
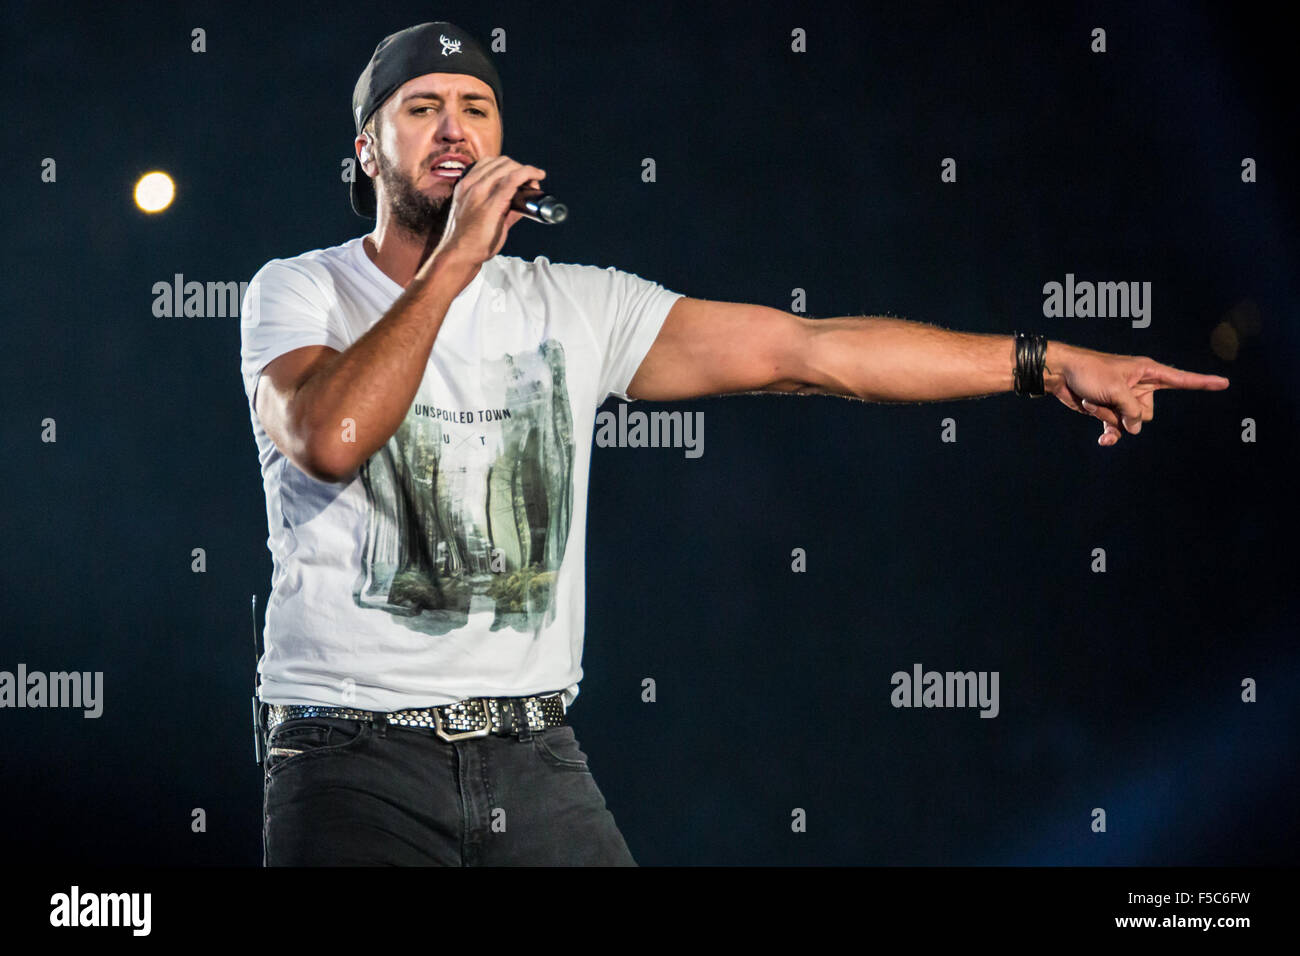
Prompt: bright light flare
<box><xmin>134</xmin><ymin>171</ymin><xmax>175</xmax><ymax>213</ymax></box>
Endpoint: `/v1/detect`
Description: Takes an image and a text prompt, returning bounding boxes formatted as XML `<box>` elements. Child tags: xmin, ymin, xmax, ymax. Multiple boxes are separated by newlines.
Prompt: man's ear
<box><xmin>358</xmin><ymin>132</ymin><xmax>374</xmax><ymax>169</ymax></box>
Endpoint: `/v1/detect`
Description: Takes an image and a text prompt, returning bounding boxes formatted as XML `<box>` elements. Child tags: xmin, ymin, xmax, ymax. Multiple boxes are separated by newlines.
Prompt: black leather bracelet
<box><xmin>1013</xmin><ymin>331</ymin><xmax>1047</xmax><ymax>397</ymax></box>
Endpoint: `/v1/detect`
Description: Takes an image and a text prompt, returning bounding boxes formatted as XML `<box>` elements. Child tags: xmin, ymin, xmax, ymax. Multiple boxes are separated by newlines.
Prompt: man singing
<box><xmin>240</xmin><ymin>21</ymin><xmax>1228</xmax><ymax>866</ymax></box>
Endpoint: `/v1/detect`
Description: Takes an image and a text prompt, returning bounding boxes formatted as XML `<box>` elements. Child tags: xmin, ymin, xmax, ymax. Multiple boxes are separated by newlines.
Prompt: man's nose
<box><xmin>436</xmin><ymin>111</ymin><xmax>467</xmax><ymax>139</ymax></box>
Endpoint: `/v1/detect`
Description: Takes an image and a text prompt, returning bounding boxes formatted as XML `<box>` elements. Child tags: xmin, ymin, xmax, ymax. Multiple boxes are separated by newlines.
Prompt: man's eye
<box><xmin>412</xmin><ymin>106</ymin><xmax>485</xmax><ymax>116</ymax></box>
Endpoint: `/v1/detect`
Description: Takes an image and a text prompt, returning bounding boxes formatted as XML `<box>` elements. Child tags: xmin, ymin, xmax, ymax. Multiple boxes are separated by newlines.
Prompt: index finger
<box><xmin>1138</xmin><ymin>361</ymin><xmax>1230</xmax><ymax>391</ymax></box>
<box><xmin>458</xmin><ymin>155</ymin><xmax>506</xmax><ymax>185</ymax></box>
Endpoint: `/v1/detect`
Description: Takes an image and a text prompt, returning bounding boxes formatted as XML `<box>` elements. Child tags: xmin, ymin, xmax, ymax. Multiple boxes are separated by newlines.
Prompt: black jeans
<box><xmin>262</xmin><ymin>714</ymin><xmax>637</xmax><ymax>866</ymax></box>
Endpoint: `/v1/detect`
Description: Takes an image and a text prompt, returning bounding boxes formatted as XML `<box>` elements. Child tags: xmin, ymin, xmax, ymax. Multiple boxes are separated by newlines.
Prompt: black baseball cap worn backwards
<box><xmin>350</xmin><ymin>21</ymin><xmax>503</xmax><ymax>218</ymax></box>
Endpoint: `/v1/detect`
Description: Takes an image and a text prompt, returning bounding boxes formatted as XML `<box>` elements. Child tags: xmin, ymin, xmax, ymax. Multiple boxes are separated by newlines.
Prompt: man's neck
<box><xmin>362</xmin><ymin>212</ymin><xmax>449</xmax><ymax>288</ymax></box>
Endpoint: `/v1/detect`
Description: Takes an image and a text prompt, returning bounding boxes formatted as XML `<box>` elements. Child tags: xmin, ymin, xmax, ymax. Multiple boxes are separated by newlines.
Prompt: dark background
<box><xmin>4</xmin><ymin>0</ymin><xmax>1296</xmax><ymax>865</ymax></box>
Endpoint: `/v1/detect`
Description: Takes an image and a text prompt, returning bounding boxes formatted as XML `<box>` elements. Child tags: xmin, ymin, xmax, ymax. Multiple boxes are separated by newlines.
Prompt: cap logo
<box><xmin>439</xmin><ymin>33</ymin><xmax>462</xmax><ymax>56</ymax></box>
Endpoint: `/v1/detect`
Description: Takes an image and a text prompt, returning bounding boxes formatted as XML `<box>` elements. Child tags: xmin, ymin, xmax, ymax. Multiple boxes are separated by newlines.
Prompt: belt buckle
<box><xmin>433</xmin><ymin>698</ymin><xmax>493</xmax><ymax>741</ymax></box>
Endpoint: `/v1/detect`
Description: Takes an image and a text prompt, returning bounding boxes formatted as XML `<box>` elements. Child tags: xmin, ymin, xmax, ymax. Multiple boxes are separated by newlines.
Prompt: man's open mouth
<box><xmin>432</xmin><ymin>160</ymin><xmax>468</xmax><ymax>179</ymax></box>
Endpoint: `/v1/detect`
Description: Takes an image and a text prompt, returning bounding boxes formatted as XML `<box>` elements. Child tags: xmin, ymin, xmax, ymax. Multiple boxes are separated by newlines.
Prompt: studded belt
<box><xmin>266</xmin><ymin>691</ymin><xmax>567</xmax><ymax>742</ymax></box>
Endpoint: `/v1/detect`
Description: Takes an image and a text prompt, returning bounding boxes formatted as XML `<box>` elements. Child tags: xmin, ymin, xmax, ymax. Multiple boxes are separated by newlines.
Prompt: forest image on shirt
<box><xmin>351</xmin><ymin>339</ymin><xmax>575</xmax><ymax>635</ymax></box>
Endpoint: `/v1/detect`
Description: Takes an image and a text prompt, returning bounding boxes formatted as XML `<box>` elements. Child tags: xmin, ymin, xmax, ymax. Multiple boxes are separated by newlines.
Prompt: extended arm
<box><xmin>627</xmin><ymin>299</ymin><xmax>1229</xmax><ymax>446</ymax></box>
<box><xmin>766</xmin><ymin>315</ymin><xmax>1049</xmax><ymax>403</ymax></box>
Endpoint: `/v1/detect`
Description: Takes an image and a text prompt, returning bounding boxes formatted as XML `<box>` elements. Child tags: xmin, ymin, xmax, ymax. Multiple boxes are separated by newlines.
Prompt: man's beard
<box><xmin>374</xmin><ymin>148</ymin><xmax>452</xmax><ymax>242</ymax></box>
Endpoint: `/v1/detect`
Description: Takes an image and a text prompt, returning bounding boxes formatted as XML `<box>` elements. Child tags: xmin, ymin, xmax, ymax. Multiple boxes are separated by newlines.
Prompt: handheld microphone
<box><xmin>513</xmin><ymin>184</ymin><xmax>568</xmax><ymax>224</ymax></box>
<box><xmin>459</xmin><ymin>161</ymin><xmax>568</xmax><ymax>224</ymax></box>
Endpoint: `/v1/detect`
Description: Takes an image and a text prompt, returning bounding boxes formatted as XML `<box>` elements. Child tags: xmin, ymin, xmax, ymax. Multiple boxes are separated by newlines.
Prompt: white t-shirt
<box><xmin>239</xmin><ymin>236</ymin><xmax>683</xmax><ymax>712</ymax></box>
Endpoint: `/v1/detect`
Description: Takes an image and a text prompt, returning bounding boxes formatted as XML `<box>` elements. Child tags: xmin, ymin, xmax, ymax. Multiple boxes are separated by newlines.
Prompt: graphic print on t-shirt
<box><xmin>351</xmin><ymin>339</ymin><xmax>574</xmax><ymax>636</ymax></box>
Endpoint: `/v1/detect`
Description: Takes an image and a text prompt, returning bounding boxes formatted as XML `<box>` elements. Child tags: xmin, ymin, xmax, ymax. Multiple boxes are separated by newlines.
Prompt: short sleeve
<box><xmin>546</xmin><ymin>261</ymin><xmax>683</xmax><ymax>403</ymax></box>
<box><xmin>239</xmin><ymin>259</ymin><xmax>349</xmax><ymax>413</ymax></box>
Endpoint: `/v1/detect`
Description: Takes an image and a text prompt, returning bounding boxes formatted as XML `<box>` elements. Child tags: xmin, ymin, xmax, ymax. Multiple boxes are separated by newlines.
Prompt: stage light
<box><xmin>134</xmin><ymin>171</ymin><xmax>175</xmax><ymax>213</ymax></box>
